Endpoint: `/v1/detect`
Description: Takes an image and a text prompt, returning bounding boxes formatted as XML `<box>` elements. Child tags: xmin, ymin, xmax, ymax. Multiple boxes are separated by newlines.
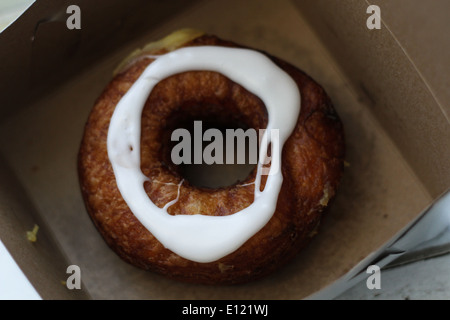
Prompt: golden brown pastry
<box><xmin>78</xmin><ymin>29</ymin><xmax>345</xmax><ymax>285</ymax></box>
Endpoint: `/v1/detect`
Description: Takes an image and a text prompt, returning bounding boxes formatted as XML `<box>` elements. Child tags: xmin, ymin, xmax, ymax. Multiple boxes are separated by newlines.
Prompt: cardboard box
<box><xmin>0</xmin><ymin>0</ymin><xmax>448</xmax><ymax>299</ymax></box>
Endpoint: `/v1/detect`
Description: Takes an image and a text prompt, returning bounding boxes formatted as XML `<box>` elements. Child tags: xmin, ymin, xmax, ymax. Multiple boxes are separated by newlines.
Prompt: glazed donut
<box><xmin>78</xmin><ymin>29</ymin><xmax>345</xmax><ymax>284</ymax></box>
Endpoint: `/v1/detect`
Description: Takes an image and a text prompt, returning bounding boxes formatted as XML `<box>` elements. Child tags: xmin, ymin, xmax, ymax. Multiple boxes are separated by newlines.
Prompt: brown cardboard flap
<box><xmin>293</xmin><ymin>0</ymin><xmax>450</xmax><ymax>198</ymax></box>
<box><xmin>0</xmin><ymin>0</ymin><xmax>197</xmax><ymax>119</ymax></box>
<box><xmin>379</xmin><ymin>0</ymin><xmax>450</xmax><ymax>118</ymax></box>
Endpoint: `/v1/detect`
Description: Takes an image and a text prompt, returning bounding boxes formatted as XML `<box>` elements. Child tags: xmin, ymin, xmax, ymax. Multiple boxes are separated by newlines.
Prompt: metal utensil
<box><xmin>308</xmin><ymin>189</ymin><xmax>450</xmax><ymax>300</ymax></box>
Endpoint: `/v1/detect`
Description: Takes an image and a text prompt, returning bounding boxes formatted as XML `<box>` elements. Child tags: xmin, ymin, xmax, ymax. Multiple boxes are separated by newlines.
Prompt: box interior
<box><xmin>0</xmin><ymin>0</ymin><xmax>444</xmax><ymax>299</ymax></box>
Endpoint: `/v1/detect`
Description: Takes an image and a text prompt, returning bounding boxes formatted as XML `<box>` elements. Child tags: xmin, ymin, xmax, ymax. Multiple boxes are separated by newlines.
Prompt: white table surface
<box><xmin>0</xmin><ymin>239</ymin><xmax>41</xmax><ymax>300</ymax></box>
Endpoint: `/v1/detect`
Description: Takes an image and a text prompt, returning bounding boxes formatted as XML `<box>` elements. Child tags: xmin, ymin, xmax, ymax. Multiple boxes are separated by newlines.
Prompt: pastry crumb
<box><xmin>319</xmin><ymin>184</ymin><xmax>330</xmax><ymax>207</ymax></box>
<box><xmin>218</xmin><ymin>263</ymin><xmax>234</xmax><ymax>273</ymax></box>
<box><xmin>26</xmin><ymin>224</ymin><xmax>39</xmax><ymax>243</ymax></box>
<box><xmin>308</xmin><ymin>222</ymin><xmax>320</xmax><ymax>238</ymax></box>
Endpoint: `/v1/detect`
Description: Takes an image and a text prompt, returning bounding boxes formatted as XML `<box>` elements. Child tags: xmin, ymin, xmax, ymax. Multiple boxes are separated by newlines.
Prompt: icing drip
<box><xmin>107</xmin><ymin>46</ymin><xmax>301</xmax><ymax>263</ymax></box>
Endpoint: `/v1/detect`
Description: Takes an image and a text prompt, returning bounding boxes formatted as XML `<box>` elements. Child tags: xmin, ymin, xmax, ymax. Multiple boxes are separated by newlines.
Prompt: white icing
<box><xmin>107</xmin><ymin>46</ymin><xmax>301</xmax><ymax>263</ymax></box>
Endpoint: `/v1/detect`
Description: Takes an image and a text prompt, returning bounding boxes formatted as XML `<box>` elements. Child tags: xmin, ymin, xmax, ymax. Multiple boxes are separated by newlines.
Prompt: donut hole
<box><xmin>139</xmin><ymin>71</ymin><xmax>269</xmax><ymax>191</ymax></box>
<box><xmin>163</xmin><ymin>109</ymin><xmax>262</xmax><ymax>189</ymax></box>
